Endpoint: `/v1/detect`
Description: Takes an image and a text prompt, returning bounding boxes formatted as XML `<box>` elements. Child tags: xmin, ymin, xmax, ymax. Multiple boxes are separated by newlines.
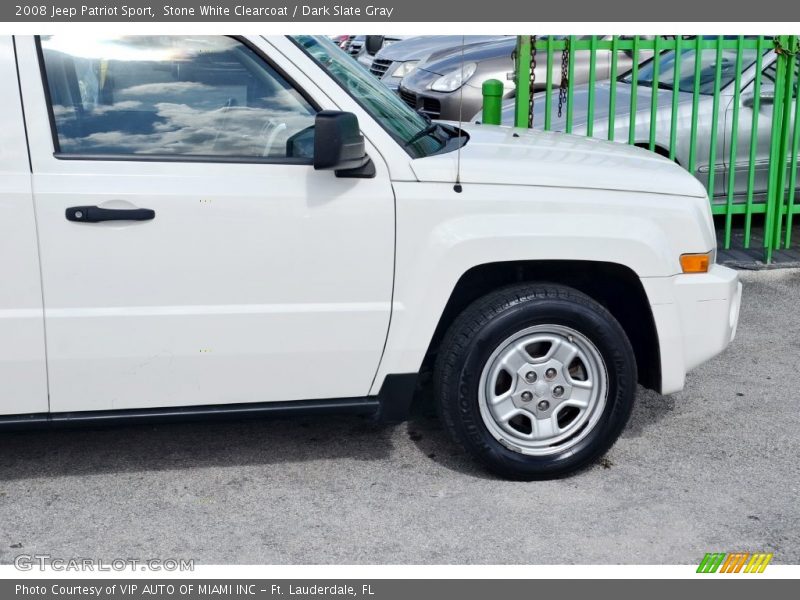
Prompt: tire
<box><xmin>434</xmin><ymin>283</ymin><xmax>636</xmax><ymax>480</ymax></box>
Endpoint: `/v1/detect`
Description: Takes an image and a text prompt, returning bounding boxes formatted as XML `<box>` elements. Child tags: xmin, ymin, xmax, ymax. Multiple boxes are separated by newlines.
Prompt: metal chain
<box><xmin>528</xmin><ymin>35</ymin><xmax>537</xmax><ymax>128</ymax></box>
<box><xmin>557</xmin><ymin>38</ymin><xmax>570</xmax><ymax>118</ymax></box>
<box><xmin>773</xmin><ymin>35</ymin><xmax>800</xmax><ymax>57</ymax></box>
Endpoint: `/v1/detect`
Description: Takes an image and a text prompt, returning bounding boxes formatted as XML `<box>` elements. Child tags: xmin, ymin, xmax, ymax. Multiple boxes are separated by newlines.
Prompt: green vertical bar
<box><xmin>566</xmin><ymin>35</ymin><xmax>576</xmax><ymax>133</ymax></box>
<box><xmin>688</xmin><ymin>36</ymin><xmax>703</xmax><ymax>174</ymax></box>
<box><xmin>785</xmin><ymin>60</ymin><xmax>800</xmax><ymax>247</ymax></box>
<box><xmin>744</xmin><ymin>38</ymin><xmax>765</xmax><ymax>248</ymax></box>
<box><xmin>586</xmin><ymin>35</ymin><xmax>597</xmax><ymax>138</ymax></box>
<box><xmin>608</xmin><ymin>35</ymin><xmax>619</xmax><ymax>141</ymax></box>
<box><xmin>514</xmin><ymin>35</ymin><xmax>531</xmax><ymax>129</ymax></box>
<box><xmin>706</xmin><ymin>37</ymin><xmax>724</xmax><ymax>203</ymax></box>
<box><xmin>724</xmin><ymin>37</ymin><xmax>745</xmax><ymax>249</ymax></box>
<box><xmin>544</xmin><ymin>36</ymin><xmax>554</xmax><ymax>131</ymax></box>
<box><xmin>628</xmin><ymin>35</ymin><xmax>640</xmax><ymax>145</ymax></box>
<box><xmin>764</xmin><ymin>36</ymin><xmax>789</xmax><ymax>261</ymax></box>
<box><xmin>669</xmin><ymin>36</ymin><xmax>682</xmax><ymax>160</ymax></box>
<box><xmin>772</xmin><ymin>37</ymin><xmax>798</xmax><ymax>253</ymax></box>
<box><xmin>648</xmin><ymin>36</ymin><xmax>661</xmax><ymax>151</ymax></box>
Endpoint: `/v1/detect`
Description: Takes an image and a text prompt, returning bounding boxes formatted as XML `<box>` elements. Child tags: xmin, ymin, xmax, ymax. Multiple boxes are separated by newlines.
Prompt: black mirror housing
<box><xmin>365</xmin><ymin>35</ymin><xmax>385</xmax><ymax>55</ymax></box>
<box><xmin>314</xmin><ymin>111</ymin><xmax>374</xmax><ymax>177</ymax></box>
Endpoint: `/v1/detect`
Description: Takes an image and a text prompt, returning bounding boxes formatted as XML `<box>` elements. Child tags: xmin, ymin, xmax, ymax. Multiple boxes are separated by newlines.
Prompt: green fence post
<box><xmin>627</xmin><ymin>35</ymin><xmax>640</xmax><ymax>145</ymax></box>
<box><xmin>763</xmin><ymin>35</ymin><xmax>798</xmax><ymax>261</ymax></box>
<box><xmin>785</xmin><ymin>56</ymin><xmax>800</xmax><ymax>248</ymax></box>
<box><xmin>771</xmin><ymin>35</ymin><xmax>799</xmax><ymax>256</ymax></box>
<box><xmin>724</xmin><ymin>37</ymin><xmax>745</xmax><ymax>249</ymax></box>
<box><xmin>566</xmin><ymin>35</ymin><xmax>576</xmax><ymax>134</ymax></box>
<box><xmin>764</xmin><ymin>37</ymin><xmax>789</xmax><ymax>261</ymax></box>
<box><xmin>706</xmin><ymin>37</ymin><xmax>724</xmax><ymax>204</ymax></box>
<box><xmin>744</xmin><ymin>37</ymin><xmax>765</xmax><ymax>249</ymax></box>
<box><xmin>544</xmin><ymin>36</ymin><xmax>554</xmax><ymax>131</ymax></box>
<box><xmin>688</xmin><ymin>36</ymin><xmax>703</xmax><ymax>174</ymax></box>
<box><xmin>648</xmin><ymin>35</ymin><xmax>661</xmax><ymax>151</ymax></box>
<box><xmin>608</xmin><ymin>35</ymin><xmax>619</xmax><ymax>142</ymax></box>
<box><xmin>586</xmin><ymin>35</ymin><xmax>597</xmax><ymax>138</ymax></box>
<box><xmin>668</xmin><ymin>36</ymin><xmax>682</xmax><ymax>160</ymax></box>
<box><xmin>481</xmin><ymin>79</ymin><xmax>504</xmax><ymax>125</ymax></box>
<box><xmin>514</xmin><ymin>36</ymin><xmax>532</xmax><ymax>128</ymax></box>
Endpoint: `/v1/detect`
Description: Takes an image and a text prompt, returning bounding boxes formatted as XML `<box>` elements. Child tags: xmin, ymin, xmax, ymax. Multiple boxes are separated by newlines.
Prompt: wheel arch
<box><xmin>420</xmin><ymin>260</ymin><xmax>661</xmax><ymax>392</ymax></box>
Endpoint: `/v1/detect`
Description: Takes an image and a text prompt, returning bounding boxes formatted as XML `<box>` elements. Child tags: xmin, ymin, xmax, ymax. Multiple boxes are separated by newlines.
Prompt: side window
<box><xmin>39</xmin><ymin>36</ymin><xmax>317</xmax><ymax>160</ymax></box>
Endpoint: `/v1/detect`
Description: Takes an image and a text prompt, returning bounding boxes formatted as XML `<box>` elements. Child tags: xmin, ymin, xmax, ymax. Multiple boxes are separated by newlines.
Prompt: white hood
<box><xmin>410</xmin><ymin>123</ymin><xmax>708</xmax><ymax>199</ymax></box>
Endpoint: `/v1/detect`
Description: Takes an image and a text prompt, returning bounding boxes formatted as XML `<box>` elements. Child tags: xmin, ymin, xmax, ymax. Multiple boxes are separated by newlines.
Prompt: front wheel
<box><xmin>434</xmin><ymin>284</ymin><xmax>637</xmax><ymax>480</ymax></box>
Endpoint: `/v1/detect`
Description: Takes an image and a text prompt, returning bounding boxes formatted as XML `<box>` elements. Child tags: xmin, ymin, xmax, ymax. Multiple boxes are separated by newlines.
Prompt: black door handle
<box><xmin>66</xmin><ymin>206</ymin><xmax>156</xmax><ymax>223</ymax></box>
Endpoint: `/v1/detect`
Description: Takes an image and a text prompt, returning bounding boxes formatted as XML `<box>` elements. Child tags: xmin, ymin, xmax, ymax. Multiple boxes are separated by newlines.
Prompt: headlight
<box><xmin>391</xmin><ymin>60</ymin><xmax>419</xmax><ymax>78</ymax></box>
<box><xmin>431</xmin><ymin>62</ymin><xmax>477</xmax><ymax>92</ymax></box>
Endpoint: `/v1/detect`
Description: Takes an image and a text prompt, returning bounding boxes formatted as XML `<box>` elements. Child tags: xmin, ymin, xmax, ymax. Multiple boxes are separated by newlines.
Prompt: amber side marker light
<box><xmin>680</xmin><ymin>252</ymin><xmax>711</xmax><ymax>274</ymax></box>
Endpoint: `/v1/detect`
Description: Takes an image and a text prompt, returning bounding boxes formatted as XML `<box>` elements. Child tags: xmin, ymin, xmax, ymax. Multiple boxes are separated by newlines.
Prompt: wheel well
<box><xmin>423</xmin><ymin>261</ymin><xmax>661</xmax><ymax>391</ymax></box>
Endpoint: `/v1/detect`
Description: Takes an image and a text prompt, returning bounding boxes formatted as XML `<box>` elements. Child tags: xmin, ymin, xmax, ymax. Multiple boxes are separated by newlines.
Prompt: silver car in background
<box><xmin>399</xmin><ymin>35</ymin><xmax>649</xmax><ymax>121</ymax></box>
<box><xmin>491</xmin><ymin>45</ymin><xmax>798</xmax><ymax>203</ymax></box>
<box><xmin>368</xmin><ymin>35</ymin><xmax>512</xmax><ymax>91</ymax></box>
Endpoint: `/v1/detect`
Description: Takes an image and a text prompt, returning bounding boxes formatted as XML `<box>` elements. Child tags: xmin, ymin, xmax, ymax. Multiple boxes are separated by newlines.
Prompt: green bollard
<box><xmin>481</xmin><ymin>79</ymin><xmax>504</xmax><ymax>125</ymax></box>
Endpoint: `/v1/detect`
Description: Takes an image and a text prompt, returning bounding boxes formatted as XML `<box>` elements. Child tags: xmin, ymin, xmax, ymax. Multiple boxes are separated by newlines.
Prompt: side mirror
<box><xmin>365</xmin><ymin>35</ymin><xmax>385</xmax><ymax>55</ymax></box>
<box><xmin>313</xmin><ymin>111</ymin><xmax>375</xmax><ymax>178</ymax></box>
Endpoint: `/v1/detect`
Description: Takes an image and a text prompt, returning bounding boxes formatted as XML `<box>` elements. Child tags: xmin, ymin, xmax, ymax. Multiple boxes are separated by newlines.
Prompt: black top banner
<box><xmin>3</xmin><ymin>0</ymin><xmax>799</xmax><ymax>22</ymax></box>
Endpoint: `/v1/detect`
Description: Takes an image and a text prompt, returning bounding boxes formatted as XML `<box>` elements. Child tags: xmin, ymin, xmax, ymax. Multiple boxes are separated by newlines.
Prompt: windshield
<box><xmin>622</xmin><ymin>46</ymin><xmax>760</xmax><ymax>95</ymax></box>
<box><xmin>291</xmin><ymin>35</ymin><xmax>460</xmax><ymax>158</ymax></box>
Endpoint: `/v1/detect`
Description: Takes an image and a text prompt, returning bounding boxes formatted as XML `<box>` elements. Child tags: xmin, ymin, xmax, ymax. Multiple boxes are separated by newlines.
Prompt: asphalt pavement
<box><xmin>1</xmin><ymin>269</ymin><xmax>798</xmax><ymax>565</ymax></box>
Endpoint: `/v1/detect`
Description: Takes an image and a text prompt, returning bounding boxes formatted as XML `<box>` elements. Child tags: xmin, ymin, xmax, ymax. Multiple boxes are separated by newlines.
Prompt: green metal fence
<box><xmin>487</xmin><ymin>35</ymin><xmax>800</xmax><ymax>262</ymax></box>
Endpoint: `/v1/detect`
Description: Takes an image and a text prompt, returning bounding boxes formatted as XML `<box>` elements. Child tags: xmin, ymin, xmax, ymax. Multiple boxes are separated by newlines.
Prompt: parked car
<box><xmin>490</xmin><ymin>45</ymin><xmax>798</xmax><ymax>204</ymax></box>
<box><xmin>368</xmin><ymin>35</ymin><xmax>512</xmax><ymax>91</ymax></box>
<box><xmin>2</xmin><ymin>34</ymin><xmax>740</xmax><ymax>479</ymax></box>
<box><xmin>399</xmin><ymin>36</ymin><xmax>651</xmax><ymax>121</ymax></box>
<box><xmin>344</xmin><ymin>34</ymin><xmax>410</xmax><ymax>68</ymax></box>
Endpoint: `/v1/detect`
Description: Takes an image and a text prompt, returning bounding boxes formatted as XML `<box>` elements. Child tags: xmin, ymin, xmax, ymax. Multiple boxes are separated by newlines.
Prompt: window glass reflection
<box><xmin>40</xmin><ymin>36</ymin><xmax>317</xmax><ymax>159</ymax></box>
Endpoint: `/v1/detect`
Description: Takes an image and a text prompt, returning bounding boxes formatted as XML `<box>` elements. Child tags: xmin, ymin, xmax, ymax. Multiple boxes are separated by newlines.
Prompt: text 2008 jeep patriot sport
<box><xmin>0</xmin><ymin>35</ymin><xmax>741</xmax><ymax>478</ymax></box>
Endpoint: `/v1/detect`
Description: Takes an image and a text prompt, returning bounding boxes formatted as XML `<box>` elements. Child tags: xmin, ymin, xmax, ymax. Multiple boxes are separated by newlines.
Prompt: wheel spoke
<box><xmin>533</xmin><ymin>414</ymin><xmax>559</xmax><ymax>439</ymax></box>
<box><xmin>564</xmin><ymin>383</ymin><xmax>593</xmax><ymax>408</ymax></box>
<box><xmin>548</xmin><ymin>338</ymin><xmax>579</xmax><ymax>368</ymax></box>
<box><xmin>499</xmin><ymin>342</ymin><xmax>533</xmax><ymax>372</ymax></box>
<box><xmin>491</xmin><ymin>392</ymin><xmax>518</xmax><ymax>422</ymax></box>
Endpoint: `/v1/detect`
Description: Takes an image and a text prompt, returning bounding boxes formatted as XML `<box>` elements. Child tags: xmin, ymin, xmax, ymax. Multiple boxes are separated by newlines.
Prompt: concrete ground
<box><xmin>0</xmin><ymin>269</ymin><xmax>798</xmax><ymax>565</ymax></box>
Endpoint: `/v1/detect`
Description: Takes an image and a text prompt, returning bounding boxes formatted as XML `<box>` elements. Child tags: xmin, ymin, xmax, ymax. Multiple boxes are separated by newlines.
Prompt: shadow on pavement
<box><xmin>0</xmin><ymin>413</ymin><xmax>395</xmax><ymax>481</ymax></box>
<box><xmin>406</xmin><ymin>381</ymin><xmax>677</xmax><ymax>478</ymax></box>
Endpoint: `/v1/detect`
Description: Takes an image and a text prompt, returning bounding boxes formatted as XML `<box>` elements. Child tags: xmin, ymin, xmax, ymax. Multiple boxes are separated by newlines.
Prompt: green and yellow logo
<box><xmin>697</xmin><ymin>552</ymin><xmax>773</xmax><ymax>573</ymax></box>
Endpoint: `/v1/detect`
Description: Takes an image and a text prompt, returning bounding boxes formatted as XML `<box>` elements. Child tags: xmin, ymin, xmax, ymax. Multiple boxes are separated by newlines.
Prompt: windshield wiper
<box><xmin>405</xmin><ymin>120</ymin><xmax>440</xmax><ymax>147</ymax></box>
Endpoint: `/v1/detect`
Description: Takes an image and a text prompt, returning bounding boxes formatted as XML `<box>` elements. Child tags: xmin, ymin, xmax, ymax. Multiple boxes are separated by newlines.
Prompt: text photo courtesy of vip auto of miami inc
<box><xmin>0</xmin><ymin>0</ymin><xmax>798</xmax><ymax>594</ymax></box>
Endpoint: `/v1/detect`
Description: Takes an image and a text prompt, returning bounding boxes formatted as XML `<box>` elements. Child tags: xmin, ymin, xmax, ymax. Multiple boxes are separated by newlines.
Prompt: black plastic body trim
<box><xmin>336</xmin><ymin>158</ymin><xmax>376</xmax><ymax>178</ymax></box>
<box><xmin>0</xmin><ymin>373</ymin><xmax>419</xmax><ymax>431</ymax></box>
<box><xmin>375</xmin><ymin>373</ymin><xmax>418</xmax><ymax>423</ymax></box>
<box><xmin>0</xmin><ymin>398</ymin><xmax>379</xmax><ymax>431</ymax></box>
